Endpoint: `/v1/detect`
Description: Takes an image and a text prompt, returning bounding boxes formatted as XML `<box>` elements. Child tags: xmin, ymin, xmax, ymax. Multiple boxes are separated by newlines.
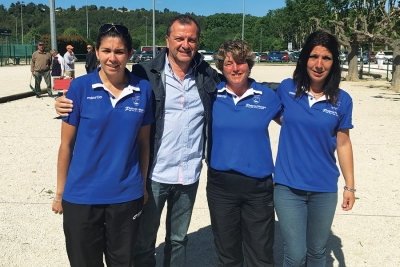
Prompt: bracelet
<box><xmin>344</xmin><ymin>186</ymin><xmax>356</xmax><ymax>193</ymax></box>
<box><xmin>53</xmin><ymin>198</ymin><xmax>62</xmax><ymax>203</ymax></box>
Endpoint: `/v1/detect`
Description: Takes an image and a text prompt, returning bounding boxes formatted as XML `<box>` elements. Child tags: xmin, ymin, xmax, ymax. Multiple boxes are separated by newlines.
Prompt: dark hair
<box><xmin>166</xmin><ymin>14</ymin><xmax>200</xmax><ymax>39</ymax></box>
<box><xmin>215</xmin><ymin>39</ymin><xmax>255</xmax><ymax>72</ymax></box>
<box><xmin>95</xmin><ymin>25</ymin><xmax>133</xmax><ymax>52</ymax></box>
<box><xmin>293</xmin><ymin>30</ymin><xmax>341</xmax><ymax>104</ymax></box>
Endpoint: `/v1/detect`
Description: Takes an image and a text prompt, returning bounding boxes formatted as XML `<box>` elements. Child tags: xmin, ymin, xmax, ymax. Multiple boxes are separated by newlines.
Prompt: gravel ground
<box><xmin>0</xmin><ymin>63</ymin><xmax>399</xmax><ymax>266</ymax></box>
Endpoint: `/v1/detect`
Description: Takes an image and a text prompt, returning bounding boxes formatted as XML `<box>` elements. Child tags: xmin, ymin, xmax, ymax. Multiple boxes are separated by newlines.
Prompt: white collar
<box><xmin>218</xmin><ymin>87</ymin><xmax>262</xmax><ymax>105</ymax></box>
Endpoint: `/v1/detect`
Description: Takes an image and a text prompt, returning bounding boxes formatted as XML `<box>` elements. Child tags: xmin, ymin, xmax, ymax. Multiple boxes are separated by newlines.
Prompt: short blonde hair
<box><xmin>215</xmin><ymin>40</ymin><xmax>255</xmax><ymax>72</ymax></box>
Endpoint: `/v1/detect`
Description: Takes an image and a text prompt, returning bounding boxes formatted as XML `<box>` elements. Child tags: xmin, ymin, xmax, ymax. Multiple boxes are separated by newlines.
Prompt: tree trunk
<box><xmin>390</xmin><ymin>40</ymin><xmax>400</xmax><ymax>92</ymax></box>
<box><xmin>346</xmin><ymin>45</ymin><xmax>360</xmax><ymax>81</ymax></box>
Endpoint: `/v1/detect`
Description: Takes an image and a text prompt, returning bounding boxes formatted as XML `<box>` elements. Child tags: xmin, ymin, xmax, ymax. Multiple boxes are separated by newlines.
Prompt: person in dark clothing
<box><xmin>85</xmin><ymin>45</ymin><xmax>97</xmax><ymax>73</ymax></box>
<box><xmin>50</xmin><ymin>49</ymin><xmax>64</xmax><ymax>77</ymax></box>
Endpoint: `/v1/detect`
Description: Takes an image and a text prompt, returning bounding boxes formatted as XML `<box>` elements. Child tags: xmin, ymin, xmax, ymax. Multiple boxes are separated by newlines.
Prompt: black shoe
<box><xmin>36</xmin><ymin>94</ymin><xmax>40</xmax><ymax>98</ymax></box>
<box><xmin>48</xmin><ymin>91</ymin><xmax>53</xmax><ymax>97</ymax></box>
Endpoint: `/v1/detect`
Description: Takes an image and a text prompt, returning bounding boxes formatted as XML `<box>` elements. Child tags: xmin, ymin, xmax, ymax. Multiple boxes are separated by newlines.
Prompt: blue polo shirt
<box><xmin>62</xmin><ymin>69</ymin><xmax>154</xmax><ymax>204</ymax></box>
<box><xmin>274</xmin><ymin>78</ymin><xmax>353</xmax><ymax>192</ymax></box>
<box><xmin>210</xmin><ymin>79</ymin><xmax>282</xmax><ymax>178</ymax></box>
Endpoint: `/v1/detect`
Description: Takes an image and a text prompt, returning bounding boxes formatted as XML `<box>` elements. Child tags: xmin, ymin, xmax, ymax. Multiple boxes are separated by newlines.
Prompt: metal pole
<box><xmin>86</xmin><ymin>0</ymin><xmax>89</xmax><ymax>39</ymax></box>
<box><xmin>21</xmin><ymin>2</ymin><xmax>23</xmax><ymax>44</ymax></box>
<box><xmin>15</xmin><ymin>18</ymin><xmax>18</xmax><ymax>44</ymax></box>
<box><xmin>241</xmin><ymin>0</ymin><xmax>245</xmax><ymax>40</ymax></box>
<box><xmin>152</xmin><ymin>0</ymin><xmax>155</xmax><ymax>59</ymax></box>
<box><xmin>49</xmin><ymin>0</ymin><xmax>57</xmax><ymax>50</ymax></box>
<box><xmin>145</xmin><ymin>16</ymin><xmax>148</xmax><ymax>46</ymax></box>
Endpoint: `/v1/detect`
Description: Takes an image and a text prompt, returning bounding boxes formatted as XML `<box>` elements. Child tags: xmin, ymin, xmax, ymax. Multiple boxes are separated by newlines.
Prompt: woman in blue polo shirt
<box><xmin>51</xmin><ymin>24</ymin><xmax>153</xmax><ymax>266</ymax></box>
<box><xmin>274</xmin><ymin>30</ymin><xmax>355</xmax><ymax>266</ymax></box>
<box><xmin>206</xmin><ymin>40</ymin><xmax>282</xmax><ymax>267</ymax></box>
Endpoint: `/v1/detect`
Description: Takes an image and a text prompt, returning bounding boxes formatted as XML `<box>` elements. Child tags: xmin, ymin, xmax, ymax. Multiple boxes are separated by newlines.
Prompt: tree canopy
<box><xmin>0</xmin><ymin>0</ymin><xmax>399</xmax><ymax>90</ymax></box>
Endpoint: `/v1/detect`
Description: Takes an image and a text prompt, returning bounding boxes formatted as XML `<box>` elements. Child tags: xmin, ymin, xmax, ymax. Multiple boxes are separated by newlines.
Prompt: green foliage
<box><xmin>63</xmin><ymin>27</ymin><xmax>80</xmax><ymax>36</ymax></box>
<box><xmin>1</xmin><ymin>0</ymin><xmax>397</xmax><ymax>54</ymax></box>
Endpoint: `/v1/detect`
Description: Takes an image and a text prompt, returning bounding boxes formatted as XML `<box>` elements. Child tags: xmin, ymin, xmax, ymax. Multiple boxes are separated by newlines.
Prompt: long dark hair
<box><xmin>293</xmin><ymin>30</ymin><xmax>341</xmax><ymax>104</ymax></box>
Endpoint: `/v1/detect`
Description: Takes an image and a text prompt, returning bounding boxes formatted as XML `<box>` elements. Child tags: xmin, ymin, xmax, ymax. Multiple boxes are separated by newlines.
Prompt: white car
<box><xmin>252</xmin><ymin>52</ymin><xmax>260</xmax><ymax>62</ymax></box>
<box><xmin>383</xmin><ymin>51</ymin><xmax>393</xmax><ymax>64</ymax></box>
<box><xmin>201</xmin><ymin>51</ymin><xmax>215</xmax><ymax>62</ymax></box>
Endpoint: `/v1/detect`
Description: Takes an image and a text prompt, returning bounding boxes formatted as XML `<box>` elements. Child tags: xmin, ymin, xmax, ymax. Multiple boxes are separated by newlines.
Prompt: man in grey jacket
<box><xmin>55</xmin><ymin>15</ymin><xmax>220</xmax><ymax>267</ymax></box>
<box><xmin>63</xmin><ymin>44</ymin><xmax>77</xmax><ymax>78</ymax></box>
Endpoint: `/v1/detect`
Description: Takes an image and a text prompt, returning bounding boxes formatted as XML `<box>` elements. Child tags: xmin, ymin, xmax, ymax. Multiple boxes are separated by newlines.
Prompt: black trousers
<box><xmin>206</xmin><ymin>167</ymin><xmax>275</xmax><ymax>267</ymax></box>
<box><xmin>63</xmin><ymin>198</ymin><xmax>143</xmax><ymax>267</ymax></box>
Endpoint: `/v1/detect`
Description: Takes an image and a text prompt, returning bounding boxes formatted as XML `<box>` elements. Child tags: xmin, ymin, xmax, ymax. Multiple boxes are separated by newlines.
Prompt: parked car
<box><xmin>365</xmin><ymin>51</ymin><xmax>375</xmax><ymax>63</ymax></box>
<box><xmin>383</xmin><ymin>51</ymin><xmax>393</xmax><ymax>64</ymax></box>
<box><xmin>281</xmin><ymin>51</ymin><xmax>290</xmax><ymax>61</ymax></box>
<box><xmin>259</xmin><ymin>53</ymin><xmax>269</xmax><ymax>62</ymax></box>
<box><xmin>252</xmin><ymin>52</ymin><xmax>261</xmax><ymax>62</ymax></box>
<box><xmin>289</xmin><ymin>51</ymin><xmax>300</xmax><ymax>62</ymax></box>
<box><xmin>339</xmin><ymin>50</ymin><xmax>348</xmax><ymax>64</ymax></box>
<box><xmin>130</xmin><ymin>50</ymin><xmax>141</xmax><ymax>63</ymax></box>
<box><xmin>268</xmin><ymin>50</ymin><xmax>283</xmax><ymax>62</ymax></box>
<box><xmin>140</xmin><ymin>50</ymin><xmax>158</xmax><ymax>62</ymax></box>
<box><xmin>201</xmin><ymin>51</ymin><xmax>215</xmax><ymax>62</ymax></box>
<box><xmin>357</xmin><ymin>51</ymin><xmax>368</xmax><ymax>64</ymax></box>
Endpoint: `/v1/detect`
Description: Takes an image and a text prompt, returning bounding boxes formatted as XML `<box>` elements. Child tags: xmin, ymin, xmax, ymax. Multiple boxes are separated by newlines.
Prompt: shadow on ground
<box><xmin>152</xmin><ymin>221</ymin><xmax>346</xmax><ymax>266</ymax></box>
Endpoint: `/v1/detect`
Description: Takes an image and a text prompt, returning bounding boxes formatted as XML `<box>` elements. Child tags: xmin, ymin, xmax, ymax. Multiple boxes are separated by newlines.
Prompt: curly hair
<box><xmin>215</xmin><ymin>39</ymin><xmax>255</xmax><ymax>73</ymax></box>
<box><xmin>293</xmin><ymin>30</ymin><xmax>341</xmax><ymax>104</ymax></box>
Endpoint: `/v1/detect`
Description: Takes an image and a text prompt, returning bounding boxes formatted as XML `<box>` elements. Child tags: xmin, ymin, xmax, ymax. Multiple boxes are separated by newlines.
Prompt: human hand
<box><xmin>341</xmin><ymin>190</ymin><xmax>355</xmax><ymax>211</ymax></box>
<box><xmin>55</xmin><ymin>90</ymin><xmax>73</xmax><ymax>117</ymax></box>
<box><xmin>31</xmin><ymin>71</ymin><xmax>35</xmax><ymax>76</ymax></box>
<box><xmin>52</xmin><ymin>199</ymin><xmax>63</xmax><ymax>215</ymax></box>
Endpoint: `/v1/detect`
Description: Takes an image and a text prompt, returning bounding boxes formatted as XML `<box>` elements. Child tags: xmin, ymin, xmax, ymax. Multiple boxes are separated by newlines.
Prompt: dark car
<box><xmin>259</xmin><ymin>53</ymin><xmax>269</xmax><ymax>62</ymax></box>
<box><xmin>140</xmin><ymin>50</ymin><xmax>158</xmax><ymax>62</ymax></box>
<box><xmin>289</xmin><ymin>51</ymin><xmax>300</xmax><ymax>62</ymax></box>
<box><xmin>130</xmin><ymin>50</ymin><xmax>141</xmax><ymax>63</ymax></box>
<box><xmin>268</xmin><ymin>51</ymin><xmax>283</xmax><ymax>62</ymax></box>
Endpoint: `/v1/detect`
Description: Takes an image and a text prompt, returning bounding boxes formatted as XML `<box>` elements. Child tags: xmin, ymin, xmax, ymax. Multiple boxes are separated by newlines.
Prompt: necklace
<box><xmin>310</xmin><ymin>91</ymin><xmax>324</xmax><ymax>98</ymax></box>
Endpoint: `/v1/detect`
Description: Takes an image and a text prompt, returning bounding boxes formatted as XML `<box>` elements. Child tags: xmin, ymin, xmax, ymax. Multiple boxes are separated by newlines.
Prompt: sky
<box><xmin>3</xmin><ymin>0</ymin><xmax>287</xmax><ymax>17</ymax></box>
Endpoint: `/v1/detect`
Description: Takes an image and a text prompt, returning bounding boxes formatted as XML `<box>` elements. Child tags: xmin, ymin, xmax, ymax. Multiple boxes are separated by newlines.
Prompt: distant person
<box><xmin>274</xmin><ymin>30</ymin><xmax>355</xmax><ymax>267</ymax></box>
<box><xmin>85</xmin><ymin>45</ymin><xmax>97</xmax><ymax>73</ymax></box>
<box><xmin>50</xmin><ymin>49</ymin><xmax>65</xmax><ymax>77</ymax></box>
<box><xmin>63</xmin><ymin>45</ymin><xmax>78</xmax><ymax>78</ymax></box>
<box><xmin>30</xmin><ymin>42</ymin><xmax>52</xmax><ymax>98</ymax></box>
<box><xmin>376</xmin><ymin>49</ymin><xmax>385</xmax><ymax>69</ymax></box>
<box><xmin>51</xmin><ymin>24</ymin><xmax>154</xmax><ymax>266</ymax></box>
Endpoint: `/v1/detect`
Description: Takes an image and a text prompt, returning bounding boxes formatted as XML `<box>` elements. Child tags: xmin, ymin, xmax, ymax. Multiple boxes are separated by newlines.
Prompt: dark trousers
<box><xmin>33</xmin><ymin>70</ymin><xmax>51</xmax><ymax>94</ymax></box>
<box><xmin>207</xmin><ymin>167</ymin><xmax>275</xmax><ymax>267</ymax></box>
<box><xmin>63</xmin><ymin>198</ymin><xmax>143</xmax><ymax>267</ymax></box>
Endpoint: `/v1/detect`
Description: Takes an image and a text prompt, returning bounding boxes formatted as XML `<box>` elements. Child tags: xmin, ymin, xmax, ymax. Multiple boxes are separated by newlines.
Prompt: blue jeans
<box><xmin>274</xmin><ymin>184</ymin><xmax>337</xmax><ymax>267</ymax></box>
<box><xmin>133</xmin><ymin>179</ymin><xmax>199</xmax><ymax>267</ymax></box>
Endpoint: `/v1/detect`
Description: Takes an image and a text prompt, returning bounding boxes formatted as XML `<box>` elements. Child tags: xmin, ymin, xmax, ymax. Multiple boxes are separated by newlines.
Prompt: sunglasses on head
<box><xmin>99</xmin><ymin>24</ymin><xmax>129</xmax><ymax>36</ymax></box>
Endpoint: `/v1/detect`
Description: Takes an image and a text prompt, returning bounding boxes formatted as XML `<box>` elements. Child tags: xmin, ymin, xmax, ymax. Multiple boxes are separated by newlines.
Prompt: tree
<box><xmin>63</xmin><ymin>27</ymin><xmax>81</xmax><ymax>37</ymax></box>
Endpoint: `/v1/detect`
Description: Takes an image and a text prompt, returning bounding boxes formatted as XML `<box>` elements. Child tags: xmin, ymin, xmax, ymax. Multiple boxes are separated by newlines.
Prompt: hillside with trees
<box><xmin>0</xmin><ymin>0</ymin><xmax>399</xmax><ymax>91</ymax></box>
